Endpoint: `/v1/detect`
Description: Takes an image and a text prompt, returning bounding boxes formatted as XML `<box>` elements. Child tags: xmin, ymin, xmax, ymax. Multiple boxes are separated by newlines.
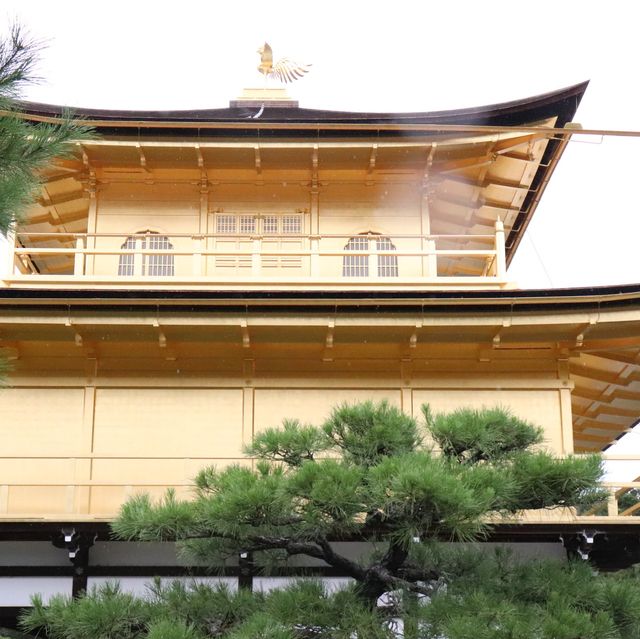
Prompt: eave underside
<box><xmin>0</xmin><ymin>285</ymin><xmax>639</xmax><ymax>453</ymax></box>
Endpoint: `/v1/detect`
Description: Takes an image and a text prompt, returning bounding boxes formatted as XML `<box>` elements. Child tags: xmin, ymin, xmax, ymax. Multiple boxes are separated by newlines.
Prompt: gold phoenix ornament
<box><xmin>257</xmin><ymin>43</ymin><xmax>311</xmax><ymax>84</ymax></box>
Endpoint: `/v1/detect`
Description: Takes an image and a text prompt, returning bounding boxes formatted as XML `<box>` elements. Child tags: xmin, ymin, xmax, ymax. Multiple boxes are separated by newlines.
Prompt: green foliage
<box><xmin>509</xmin><ymin>451</ymin><xmax>605</xmax><ymax>510</ymax></box>
<box><xmin>286</xmin><ymin>460</ymin><xmax>364</xmax><ymax>532</ymax></box>
<box><xmin>0</xmin><ymin>24</ymin><xmax>40</xmax><ymax>106</ymax></box>
<box><xmin>245</xmin><ymin>419</ymin><xmax>329</xmax><ymax>466</ymax></box>
<box><xmin>323</xmin><ymin>401</ymin><xmax>421</xmax><ymax>466</ymax></box>
<box><xmin>618</xmin><ymin>489</ymin><xmax>640</xmax><ymax>515</ymax></box>
<box><xmin>425</xmin><ymin>404</ymin><xmax>543</xmax><ymax>463</ymax></box>
<box><xmin>0</xmin><ymin>24</ymin><xmax>93</xmax><ymax>234</ymax></box>
<box><xmin>21</xmin><ymin>560</ymin><xmax>640</xmax><ymax>639</ymax></box>
<box><xmin>146</xmin><ymin>579</ymin><xmax>261</xmax><ymax>636</ymax></box>
<box><xmin>223</xmin><ymin>614</ymin><xmax>294</xmax><ymax>639</ymax></box>
<box><xmin>367</xmin><ymin>452</ymin><xmax>509</xmax><ymax>541</ymax></box>
<box><xmin>419</xmin><ymin>549</ymin><xmax>640</xmax><ymax>639</ymax></box>
<box><xmin>21</xmin><ymin>582</ymin><xmax>150</xmax><ymax>639</ymax></box>
<box><xmin>146</xmin><ymin>619</ymin><xmax>204</xmax><ymax>639</ymax></box>
<box><xmin>113</xmin><ymin>490</ymin><xmax>201</xmax><ymax>542</ymax></box>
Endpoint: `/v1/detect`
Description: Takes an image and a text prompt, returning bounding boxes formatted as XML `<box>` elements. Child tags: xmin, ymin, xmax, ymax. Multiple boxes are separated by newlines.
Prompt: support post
<box><xmin>199</xmin><ymin>175</ymin><xmax>209</xmax><ymax>275</ymax></box>
<box><xmin>495</xmin><ymin>218</ymin><xmax>506</xmax><ymax>278</ymax></box>
<box><xmin>133</xmin><ymin>237</ymin><xmax>144</xmax><ymax>276</ymax></box>
<box><xmin>310</xmin><ymin>145</ymin><xmax>320</xmax><ymax>277</ymax></box>
<box><xmin>426</xmin><ymin>239</ymin><xmax>437</xmax><ymax>277</ymax></box>
<box><xmin>368</xmin><ymin>236</ymin><xmax>377</xmax><ymax>278</ymax></box>
<box><xmin>420</xmin><ymin>195</ymin><xmax>432</xmax><ymax>277</ymax></box>
<box><xmin>192</xmin><ymin>236</ymin><xmax>203</xmax><ymax>276</ymax></box>
<box><xmin>74</xmin><ymin>237</ymin><xmax>85</xmax><ymax>276</ymax></box>
<box><xmin>608</xmin><ymin>490</ymin><xmax>619</xmax><ymax>517</ymax></box>
<box><xmin>238</xmin><ymin>551</ymin><xmax>255</xmax><ymax>591</ymax></box>
<box><xmin>52</xmin><ymin>529</ymin><xmax>96</xmax><ymax>598</ymax></box>
<box><xmin>85</xmin><ymin>177</ymin><xmax>97</xmax><ymax>275</ymax></box>
<box><xmin>310</xmin><ymin>236</ymin><xmax>320</xmax><ymax>277</ymax></box>
<box><xmin>251</xmin><ymin>237</ymin><xmax>261</xmax><ymax>276</ymax></box>
<box><xmin>5</xmin><ymin>228</ymin><xmax>17</xmax><ymax>277</ymax></box>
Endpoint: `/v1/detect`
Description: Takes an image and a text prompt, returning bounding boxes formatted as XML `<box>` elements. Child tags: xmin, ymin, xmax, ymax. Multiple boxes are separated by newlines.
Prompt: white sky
<box><xmin>2</xmin><ymin>1</ymin><xmax>640</xmax><ymax>469</ymax></box>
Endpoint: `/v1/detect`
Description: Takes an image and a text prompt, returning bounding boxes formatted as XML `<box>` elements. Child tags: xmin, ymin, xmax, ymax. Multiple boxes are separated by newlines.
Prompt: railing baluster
<box><xmin>608</xmin><ymin>489</ymin><xmax>619</xmax><ymax>517</ymax></box>
<box><xmin>426</xmin><ymin>238</ymin><xmax>437</xmax><ymax>277</ymax></box>
<box><xmin>368</xmin><ymin>236</ymin><xmax>377</xmax><ymax>277</ymax></box>
<box><xmin>73</xmin><ymin>237</ymin><xmax>85</xmax><ymax>275</ymax></box>
<box><xmin>133</xmin><ymin>237</ymin><xmax>143</xmax><ymax>276</ymax></box>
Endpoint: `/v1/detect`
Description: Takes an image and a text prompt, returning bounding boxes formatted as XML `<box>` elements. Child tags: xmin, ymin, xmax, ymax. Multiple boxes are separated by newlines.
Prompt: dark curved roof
<box><xmin>16</xmin><ymin>81</ymin><xmax>588</xmax><ymax>134</ymax></box>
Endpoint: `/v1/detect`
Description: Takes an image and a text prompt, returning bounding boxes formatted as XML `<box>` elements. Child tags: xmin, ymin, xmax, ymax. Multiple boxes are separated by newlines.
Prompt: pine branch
<box><xmin>380</xmin><ymin>538</ymin><xmax>409</xmax><ymax>572</ymax></box>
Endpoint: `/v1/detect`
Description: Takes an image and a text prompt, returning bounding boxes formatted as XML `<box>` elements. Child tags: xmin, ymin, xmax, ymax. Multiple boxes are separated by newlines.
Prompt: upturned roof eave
<box><xmin>14</xmin><ymin>81</ymin><xmax>588</xmax><ymax>128</ymax></box>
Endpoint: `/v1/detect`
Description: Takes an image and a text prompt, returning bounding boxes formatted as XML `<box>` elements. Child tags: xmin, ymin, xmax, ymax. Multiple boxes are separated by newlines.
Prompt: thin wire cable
<box><xmin>527</xmin><ymin>230</ymin><xmax>554</xmax><ymax>288</ymax></box>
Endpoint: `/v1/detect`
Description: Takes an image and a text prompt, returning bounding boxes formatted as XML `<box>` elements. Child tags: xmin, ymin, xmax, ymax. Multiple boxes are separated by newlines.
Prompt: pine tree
<box><xmin>0</xmin><ymin>24</ymin><xmax>90</xmax><ymax>234</ymax></box>
<box><xmin>22</xmin><ymin>400</ymin><xmax>637</xmax><ymax>639</ymax></box>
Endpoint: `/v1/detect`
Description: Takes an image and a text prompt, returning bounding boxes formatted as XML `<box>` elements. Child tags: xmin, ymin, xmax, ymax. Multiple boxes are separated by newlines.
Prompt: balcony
<box><xmin>4</xmin><ymin>221</ymin><xmax>508</xmax><ymax>291</ymax></box>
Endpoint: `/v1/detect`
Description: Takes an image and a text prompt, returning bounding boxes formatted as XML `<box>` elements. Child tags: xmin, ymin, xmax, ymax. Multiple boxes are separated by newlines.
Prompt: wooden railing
<box><xmin>0</xmin><ymin>451</ymin><xmax>638</xmax><ymax>521</ymax></box>
<box><xmin>4</xmin><ymin>221</ymin><xmax>508</xmax><ymax>287</ymax></box>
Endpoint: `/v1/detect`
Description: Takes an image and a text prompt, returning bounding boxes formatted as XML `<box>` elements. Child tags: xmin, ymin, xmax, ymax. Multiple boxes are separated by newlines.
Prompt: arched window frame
<box><xmin>342</xmin><ymin>233</ymin><xmax>398</xmax><ymax>277</ymax></box>
<box><xmin>118</xmin><ymin>231</ymin><xmax>175</xmax><ymax>276</ymax></box>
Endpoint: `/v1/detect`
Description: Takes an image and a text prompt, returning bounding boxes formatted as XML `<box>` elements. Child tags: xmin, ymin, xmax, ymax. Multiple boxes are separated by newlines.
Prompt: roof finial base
<box><xmin>230</xmin><ymin>87</ymin><xmax>298</xmax><ymax>108</ymax></box>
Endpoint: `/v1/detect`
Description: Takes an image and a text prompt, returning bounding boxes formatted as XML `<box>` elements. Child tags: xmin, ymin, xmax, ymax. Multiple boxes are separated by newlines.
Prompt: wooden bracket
<box><xmin>241</xmin><ymin>320</ymin><xmax>251</xmax><ymax>349</ymax></box>
<box><xmin>368</xmin><ymin>144</ymin><xmax>378</xmax><ymax>174</ymax></box>
<box><xmin>574</xmin><ymin>316</ymin><xmax>599</xmax><ymax>348</ymax></box>
<box><xmin>491</xmin><ymin>318</ymin><xmax>512</xmax><ymax>348</ymax></box>
<box><xmin>408</xmin><ymin>321</ymin><xmax>422</xmax><ymax>350</ymax></box>
<box><xmin>254</xmin><ymin>146</ymin><xmax>262</xmax><ymax>174</ymax></box>
<box><xmin>195</xmin><ymin>144</ymin><xmax>205</xmax><ymax>169</ymax></box>
<box><xmin>322</xmin><ymin>320</ymin><xmax>335</xmax><ymax>362</ymax></box>
<box><xmin>151</xmin><ymin>320</ymin><xmax>176</xmax><ymax>359</ymax></box>
<box><xmin>77</xmin><ymin>143</ymin><xmax>91</xmax><ymax>170</ymax></box>
<box><xmin>135</xmin><ymin>143</ymin><xmax>150</xmax><ymax>172</ymax></box>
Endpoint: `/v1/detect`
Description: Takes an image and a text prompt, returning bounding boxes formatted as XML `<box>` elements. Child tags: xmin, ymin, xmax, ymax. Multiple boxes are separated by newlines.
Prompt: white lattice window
<box><xmin>263</xmin><ymin>215</ymin><xmax>279</xmax><ymax>234</ymax></box>
<box><xmin>216</xmin><ymin>213</ymin><xmax>303</xmax><ymax>235</ymax></box>
<box><xmin>342</xmin><ymin>234</ymin><xmax>398</xmax><ymax>278</ymax></box>
<box><xmin>239</xmin><ymin>215</ymin><xmax>256</xmax><ymax>234</ymax></box>
<box><xmin>343</xmin><ymin>235</ymin><xmax>370</xmax><ymax>277</ymax></box>
<box><xmin>216</xmin><ymin>215</ymin><xmax>237</xmax><ymax>234</ymax></box>
<box><xmin>282</xmin><ymin>215</ymin><xmax>302</xmax><ymax>234</ymax></box>
<box><xmin>376</xmin><ymin>236</ymin><xmax>398</xmax><ymax>277</ymax></box>
<box><xmin>147</xmin><ymin>233</ymin><xmax>175</xmax><ymax>276</ymax></box>
<box><xmin>118</xmin><ymin>236</ymin><xmax>136</xmax><ymax>276</ymax></box>
<box><xmin>118</xmin><ymin>232</ymin><xmax>174</xmax><ymax>277</ymax></box>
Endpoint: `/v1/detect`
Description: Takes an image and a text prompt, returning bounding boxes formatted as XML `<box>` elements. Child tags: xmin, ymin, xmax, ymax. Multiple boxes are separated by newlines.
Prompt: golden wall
<box><xmin>88</xmin><ymin>178</ymin><xmax>426</xmax><ymax>280</ymax></box>
<box><xmin>0</xmin><ymin>372</ymin><xmax>571</xmax><ymax>520</ymax></box>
